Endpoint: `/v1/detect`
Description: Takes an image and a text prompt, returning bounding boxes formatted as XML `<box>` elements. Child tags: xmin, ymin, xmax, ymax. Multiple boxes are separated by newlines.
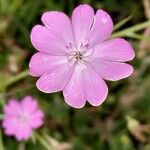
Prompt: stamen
<box><xmin>65</xmin><ymin>43</ymin><xmax>76</xmax><ymax>52</ymax></box>
<box><xmin>80</xmin><ymin>39</ymin><xmax>90</xmax><ymax>52</ymax></box>
<box><xmin>74</xmin><ymin>51</ymin><xmax>83</xmax><ymax>60</ymax></box>
<box><xmin>66</xmin><ymin>39</ymin><xmax>93</xmax><ymax>67</ymax></box>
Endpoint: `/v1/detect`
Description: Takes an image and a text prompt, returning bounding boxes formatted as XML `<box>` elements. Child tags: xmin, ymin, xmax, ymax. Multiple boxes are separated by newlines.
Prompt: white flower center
<box><xmin>18</xmin><ymin>111</ymin><xmax>29</xmax><ymax>123</ymax></box>
<box><xmin>74</xmin><ymin>51</ymin><xmax>84</xmax><ymax>60</ymax></box>
<box><xmin>66</xmin><ymin>41</ymin><xmax>93</xmax><ymax>67</ymax></box>
<box><xmin>67</xmin><ymin>51</ymin><xmax>85</xmax><ymax>64</ymax></box>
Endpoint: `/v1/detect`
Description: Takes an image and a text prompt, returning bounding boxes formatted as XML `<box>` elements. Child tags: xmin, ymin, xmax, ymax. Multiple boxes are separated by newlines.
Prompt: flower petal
<box><xmin>63</xmin><ymin>66</ymin><xmax>86</xmax><ymax>108</ymax></box>
<box><xmin>16</xmin><ymin>124</ymin><xmax>32</xmax><ymax>141</ymax></box>
<box><xmin>31</xmin><ymin>110</ymin><xmax>44</xmax><ymax>120</ymax></box>
<box><xmin>36</xmin><ymin>64</ymin><xmax>75</xmax><ymax>93</ymax></box>
<box><xmin>29</xmin><ymin>52</ymin><xmax>67</xmax><ymax>77</ymax></box>
<box><xmin>3</xmin><ymin>117</ymin><xmax>18</xmax><ymax>136</ymax></box>
<box><xmin>29</xmin><ymin>110</ymin><xmax>44</xmax><ymax>128</ymax></box>
<box><xmin>31</xmin><ymin>25</ymin><xmax>67</xmax><ymax>55</ymax></box>
<box><xmin>4</xmin><ymin>100</ymin><xmax>21</xmax><ymax>116</ymax></box>
<box><xmin>89</xmin><ymin>9</ymin><xmax>113</xmax><ymax>46</ymax></box>
<box><xmin>71</xmin><ymin>4</ymin><xmax>94</xmax><ymax>48</ymax></box>
<box><xmin>21</xmin><ymin>96</ymin><xmax>38</xmax><ymax>113</ymax></box>
<box><xmin>41</xmin><ymin>11</ymin><xmax>74</xmax><ymax>45</ymax></box>
<box><xmin>90</xmin><ymin>58</ymin><xmax>134</xmax><ymax>81</ymax></box>
<box><xmin>93</xmin><ymin>38</ymin><xmax>135</xmax><ymax>61</ymax></box>
<box><xmin>83</xmin><ymin>66</ymin><xmax>108</xmax><ymax>106</ymax></box>
<box><xmin>30</xmin><ymin>119</ymin><xmax>44</xmax><ymax>129</ymax></box>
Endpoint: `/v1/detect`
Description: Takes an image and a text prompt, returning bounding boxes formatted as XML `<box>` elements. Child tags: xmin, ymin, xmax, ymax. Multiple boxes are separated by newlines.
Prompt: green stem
<box><xmin>111</xmin><ymin>21</ymin><xmax>150</xmax><ymax>38</ymax></box>
<box><xmin>0</xmin><ymin>85</ymin><xmax>34</xmax><ymax>99</ymax></box>
<box><xmin>5</xmin><ymin>70</ymin><xmax>28</xmax><ymax>88</ymax></box>
<box><xmin>125</xmin><ymin>32</ymin><xmax>149</xmax><ymax>40</ymax></box>
<box><xmin>35</xmin><ymin>133</ymin><xmax>53</xmax><ymax>150</ymax></box>
<box><xmin>18</xmin><ymin>142</ymin><xmax>26</xmax><ymax>150</ymax></box>
<box><xmin>0</xmin><ymin>129</ymin><xmax>4</xmax><ymax>150</ymax></box>
<box><xmin>114</xmin><ymin>15</ymin><xmax>132</xmax><ymax>31</ymax></box>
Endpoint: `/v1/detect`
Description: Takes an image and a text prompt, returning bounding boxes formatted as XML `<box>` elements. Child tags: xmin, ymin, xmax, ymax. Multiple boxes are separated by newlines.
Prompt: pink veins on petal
<box><xmin>2</xmin><ymin>96</ymin><xmax>44</xmax><ymax>141</ymax></box>
<box><xmin>29</xmin><ymin>4</ymin><xmax>135</xmax><ymax>108</ymax></box>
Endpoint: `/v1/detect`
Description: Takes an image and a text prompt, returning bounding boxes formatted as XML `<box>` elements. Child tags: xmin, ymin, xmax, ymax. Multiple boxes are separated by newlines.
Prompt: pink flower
<box><xmin>29</xmin><ymin>4</ymin><xmax>135</xmax><ymax>108</ymax></box>
<box><xmin>2</xmin><ymin>96</ymin><xmax>44</xmax><ymax>141</ymax></box>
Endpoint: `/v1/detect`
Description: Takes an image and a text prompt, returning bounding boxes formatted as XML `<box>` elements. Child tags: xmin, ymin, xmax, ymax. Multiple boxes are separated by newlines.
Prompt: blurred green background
<box><xmin>0</xmin><ymin>0</ymin><xmax>150</xmax><ymax>150</ymax></box>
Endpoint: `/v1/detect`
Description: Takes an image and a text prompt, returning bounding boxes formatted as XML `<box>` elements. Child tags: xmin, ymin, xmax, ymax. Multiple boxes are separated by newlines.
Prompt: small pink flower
<box><xmin>2</xmin><ymin>96</ymin><xmax>44</xmax><ymax>141</ymax></box>
<box><xmin>29</xmin><ymin>4</ymin><xmax>135</xmax><ymax>108</ymax></box>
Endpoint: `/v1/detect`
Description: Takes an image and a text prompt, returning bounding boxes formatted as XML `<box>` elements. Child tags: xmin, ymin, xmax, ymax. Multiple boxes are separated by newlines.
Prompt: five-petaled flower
<box><xmin>2</xmin><ymin>96</ymin><xmax>44</xmax><ymax>141</ymax></box>
<box><xmin>29</xmin><ymin>4</ymin><xmax>135</xmax><ymax>108</ymax></box>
